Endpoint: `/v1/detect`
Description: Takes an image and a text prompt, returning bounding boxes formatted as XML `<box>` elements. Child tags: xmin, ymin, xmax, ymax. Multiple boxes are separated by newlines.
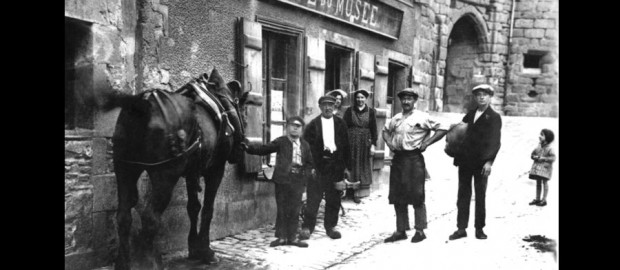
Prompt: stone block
<box><xmin>92</xmin><ymin>211</ymin><xmax>117</xmax><ymax>262</ymax></box>
<box><xmin>534</xmin><ymin>19</ymin><xmax>556</xmax><ymax>29</ymax></box>
<box><xmin>542</xmin><ymin>94</ymin><xmax>559</xmax><ymax>103</ymax></box>
<box><xmin>545</xmin><ymin>29</ymin><xmax>557</xmax><ymax>39</ymax></box>
<box><xmin>540</xmin><ymin>39</ymin><xmax>557</xmax><ymax>47</ymax></box>
<box><xmin>521</xmin><ymin>12</ymin><xmax>544</xmax><ymax>19</ymax></box>
<box><xmin>524</xmin><ymin>29</ymin><xmax>545</xmax><ymax>38</ymax></box>
<box><xmin>537</xmin><ymin>3</ymin><xmax>554</xmax><ymax>12</ymax></box>
<box><xmin>506</xmin><ymin>93</ymin><xmax>520</xmax><ymax>103</ymax></box>
<box><xmin>512</xmin><ymin>28</ymin><xmax>524</xmax><ymax>38</ymax></box>
<box><xmin>93</xmin><ymin>174</ymin><xmax>117</xmax><ymax>212</ymax></box>
<box><xmin>514</xmin><ymin>19</ymin><xmax>533</xmax><ymax>28</ymax></box>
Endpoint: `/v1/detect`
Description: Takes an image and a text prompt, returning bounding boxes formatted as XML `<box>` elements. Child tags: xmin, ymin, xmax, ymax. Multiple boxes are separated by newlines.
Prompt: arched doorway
<box><xmin>443</xmin><ymin>15</ymin><xmax>486</xmax><ymax>113</ymax></box>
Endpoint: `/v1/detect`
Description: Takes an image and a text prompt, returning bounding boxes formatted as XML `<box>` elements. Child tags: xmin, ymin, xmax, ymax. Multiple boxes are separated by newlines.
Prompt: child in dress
<box><xmin>528</xmin><ymin>129</ymin><xmax>556</xmax><ymax>207</ymax></box>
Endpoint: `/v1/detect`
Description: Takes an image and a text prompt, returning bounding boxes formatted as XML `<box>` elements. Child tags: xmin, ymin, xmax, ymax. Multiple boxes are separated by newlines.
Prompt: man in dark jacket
<box><xmin>241</xmin><ymin>116</ymin><xmax>313</xmax><ymax>247</ymax></box>
<box><xmin>449</xmin><ymin>84</ymin><xmax>502</xmax><ymax>241</ymax></box>
<box><xmin>299</xmin><ymin>95</ymin><xmax>351</xmax><ymax>240</ymax></box>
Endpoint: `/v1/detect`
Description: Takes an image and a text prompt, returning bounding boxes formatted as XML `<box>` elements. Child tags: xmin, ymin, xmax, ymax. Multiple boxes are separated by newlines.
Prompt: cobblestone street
<box><xmin>95</xmin><ymin>114</ymin><xmax>559</xmax><ymax>270</ymax></box>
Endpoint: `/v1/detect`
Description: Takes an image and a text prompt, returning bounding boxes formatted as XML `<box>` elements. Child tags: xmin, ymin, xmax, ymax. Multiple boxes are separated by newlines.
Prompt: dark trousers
<box><xmin>456</xmin><ymin>165</ymin><xmax>488</xmax><ymax>230</ymax></box>
<box><xmin>395</xmin><ymin>203</ymin><xmax>427</xmax><ymax>231</ymax></box>
<box><xmin>302</xmin><ymin>161</ymin><xmax>342</xmax><ymax>232</ymax></box>
<box><xmin>274</xmin><ymin>180</ymin><xmax>305</xmax><ymax>240</ymax></box>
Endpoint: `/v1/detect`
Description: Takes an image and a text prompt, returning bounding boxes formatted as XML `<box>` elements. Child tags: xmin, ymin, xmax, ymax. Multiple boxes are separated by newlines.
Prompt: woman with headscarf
<box><xmin>343</xmin><ymin>89</ymin><xmax>377</xmax><ymax>203</ymax></box>
<box><xmin>326</xmin><ymin>89</ymin><xmax>348</xmax><ymax>118</ymax></box>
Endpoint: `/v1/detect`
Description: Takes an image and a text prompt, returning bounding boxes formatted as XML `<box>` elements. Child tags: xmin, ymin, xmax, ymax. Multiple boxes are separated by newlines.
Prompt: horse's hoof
<box><xmin>203</xmin><ymin>253</ymin><xmax>220</xmax><ymax>265</ymax></box>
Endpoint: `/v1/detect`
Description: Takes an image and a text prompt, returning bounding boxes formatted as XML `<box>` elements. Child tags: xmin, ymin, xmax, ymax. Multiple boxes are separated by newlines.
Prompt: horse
<box><xmin>102</xmin><ymin>68</ymin><xmax>250</xmax><ymax>270</ymax></box>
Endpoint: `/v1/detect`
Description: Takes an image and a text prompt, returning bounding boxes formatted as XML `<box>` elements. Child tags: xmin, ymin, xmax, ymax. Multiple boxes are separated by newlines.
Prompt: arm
<box><xmin>481</xmin><ymin>114</ymin><xmax>502</xmax><ymax>176</ymax></box>
<box><xmin>243</xmin><ymin>137</ymin><xmax>281</xmax><ymax>156</ymax></box>
<box><xmin>420</xmin><ymin>130</ymin><xmax>448</xmax><ymax>152</ymax></box>
<box><xmin>369</xmin><ymin>108</ymin><xmax>378</xmax><ymax>146</ymax></box>
<box><xmin>539</xmin><ymin>147</ymin><xmax>556</xmax><ymax>163</ymax></box>
<box><xmin>382</xmin><ymin>126</ymin><xmax>394</xmax><ymax>151</ymax></box>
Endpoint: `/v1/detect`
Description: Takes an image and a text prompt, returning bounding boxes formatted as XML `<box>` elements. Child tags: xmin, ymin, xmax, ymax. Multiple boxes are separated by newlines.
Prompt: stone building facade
<box><xmin>65</xmin><ymin>0</ymin><xmax>558</xmax><ymax>269</ymax></box>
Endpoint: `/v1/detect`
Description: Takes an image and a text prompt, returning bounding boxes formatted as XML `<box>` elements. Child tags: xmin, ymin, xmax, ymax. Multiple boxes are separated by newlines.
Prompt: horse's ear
<box><xmin>226</xmin><ymin>80</ymin><xmax>242</xmax><ymax>96</ymax></box>
<box><xmin>207</xmin><ymin>68</ymin><xmax>226</xmax><ymax>90</ymax></box>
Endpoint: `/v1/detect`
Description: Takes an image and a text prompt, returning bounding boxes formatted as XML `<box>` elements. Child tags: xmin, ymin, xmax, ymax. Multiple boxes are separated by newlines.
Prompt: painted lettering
<box><xmin>327</xmin><ymin>0</ymin><xmax>332</xmax><ymax>8</ymax></box>
<box><xmin>335</xmin><ymin>0</ymin><xmax>345</xmax><ymax>15</ymax></box>
<box><xmin>345</xmin><ymin>0</ymin><xmax>353</xmax><ymax>18</ymax></box>
<box><xmin>369</xmin><ymin>5</ymin><xmax>379</xmax><ymax>27</ymax></box>
<box><xmin>354</xmin><ymin>0</ymin><xmax>362</xmax><ymax>21</ymax></box>
<box><xmin>320</xmin><ymin>0</ymin><xmax>326</xmax><ymax>5</ymax></box>
<box><xmin>361</xmin><ymin>2</ymin><xmax>370</xmax><ymax>24</ymax></box>
<box><xmin>308</xmin><ymin>0</ymin><xmax>317</xmax><ymax>7</ymax></box>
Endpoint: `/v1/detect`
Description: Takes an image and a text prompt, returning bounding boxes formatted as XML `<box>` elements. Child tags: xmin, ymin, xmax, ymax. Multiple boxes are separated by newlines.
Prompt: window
<box><xmin>325</xmin><ymin>43</ymin><xmax>354</xmax><ymax>106</ymax></box>
<box><xmin>522</xmin><ymin>50</ymin><xmax>548</xmax><ymax>74</ymax></box>
<box><xmin>65</xmin><ymin>17</ymin><xmax>94</xmax><ymax>130</ymax></box>
<box><xmin>261</xmin><ymin>29</ymin><xmax>301</xmax><ymax>165</ymax></box>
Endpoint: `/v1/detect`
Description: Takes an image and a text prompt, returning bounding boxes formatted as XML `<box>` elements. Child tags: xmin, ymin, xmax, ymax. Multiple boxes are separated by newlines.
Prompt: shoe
<box><xmin>537</xmin><ymin>200</ymin><xmax>547</xmax><ymax>206</ymax></box>
<box><xmin>353</xmin><ymin>197</ymin><xmax>361</xmax><ymax>204</ymax></box>
<box><xmin>475</xmin><ymin>229</ymin><xmax>487</xmax><ymax>239</ymax></box>
<box><xmin>529</xmin><ymin>199</ymin><xmax>540</xmax><ymax>205</ymax></box>
<box><xmin>299</xmin><ymin>228</ymin><xmax>311</xmax><ymax>240</ymax></box>
<box><xmin>449</xmin><ymin>230</ymin><xmax>467</xmax><ymax>240</ymax></box>
<box><xmin>269</xmin><ymin>238</ymin><xmax>287</xmax><ymax>247</ymax></box>
<box><xmin>384</xmin><ymin>231</ymin><xmax>407</xmax><ymax>243</ymax></box>
<box><xmin>288</xmin><ymin>239</ymin><xmax>309</xmax><ymax>248</ymax></box>
<box><xmin>411</xmin><ymin>231</ymin><xmax>427</xmax><ymax>243</ymax></box>
<box><xmin>326</xmin><ymin>228</ymin><xmax>342</xmax><ymax>239</ymax></box>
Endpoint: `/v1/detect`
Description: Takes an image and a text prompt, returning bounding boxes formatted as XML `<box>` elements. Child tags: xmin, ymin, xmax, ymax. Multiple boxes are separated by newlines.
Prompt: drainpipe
<box><xmin>502</xmin><ymin>0</ymin><xmax>516</xmax><ymax>114</ymax></box>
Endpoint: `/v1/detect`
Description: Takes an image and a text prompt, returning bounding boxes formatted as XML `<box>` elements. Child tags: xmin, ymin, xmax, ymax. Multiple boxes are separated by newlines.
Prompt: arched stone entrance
<box><xmin>443</xmin><ymin>15</ymin><xmax>487</xmax><ymax>113</ymax></box>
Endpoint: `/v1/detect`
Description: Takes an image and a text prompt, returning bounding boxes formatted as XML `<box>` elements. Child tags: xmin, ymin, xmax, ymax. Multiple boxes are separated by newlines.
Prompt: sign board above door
<box><xmin>274</xmin><ymin>0</ymin><xmax>403</xmax><ymax>40</ymax></box>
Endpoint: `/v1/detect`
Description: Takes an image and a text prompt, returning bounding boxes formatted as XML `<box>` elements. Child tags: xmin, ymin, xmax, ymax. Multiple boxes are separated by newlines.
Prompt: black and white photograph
<box><xmin>64</xmin><ymin>0</ymin><xmax>559</xmax><ymax>269</ymax></box>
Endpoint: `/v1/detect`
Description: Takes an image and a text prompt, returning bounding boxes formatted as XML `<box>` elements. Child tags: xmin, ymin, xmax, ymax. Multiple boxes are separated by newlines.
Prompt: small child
<box><xmin>528</xmin><ymin>129</ymin><xmax>556</xmax><ymax>207</ymax></box>
<box><xmin>241</xmin><ymin>116</ymin><xmax>314</xmax><ymax>248</ymax></box>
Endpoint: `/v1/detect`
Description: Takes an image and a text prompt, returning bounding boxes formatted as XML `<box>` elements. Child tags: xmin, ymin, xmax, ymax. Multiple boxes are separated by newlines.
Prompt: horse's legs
<box><xmin>137</xmin><ymin>168</ymin><xmax>182</xmax><ymax>270</ymax></box>
<box><xmin>185</xmin><ymin>162</ymin><xmax>202</xmax><ymax>260</ymax></box>
<box><xmin>196</xmin><ymin>164</ymin><xmax>226</xmax><ymax>264</ymax></box>
<box><xmin>114</xmin><ymin>164</ymin><xmax>142</xmax><ymax>270</ymax></box>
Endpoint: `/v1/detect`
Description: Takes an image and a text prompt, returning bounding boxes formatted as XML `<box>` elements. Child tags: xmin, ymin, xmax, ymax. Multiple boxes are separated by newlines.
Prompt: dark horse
<box><xmin>102</xmin><ymin>69</ymin><xmax>249</xmax><ymax>270</ymax></box>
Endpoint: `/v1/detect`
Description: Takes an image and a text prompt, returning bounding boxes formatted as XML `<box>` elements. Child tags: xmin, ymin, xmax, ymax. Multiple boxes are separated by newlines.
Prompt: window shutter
<box><xmin>305</xmin><ymin>36</ymin><xmax>325</xmax><ymax>121</ymax></box>
<box><xmin>373</xmin><ymin>55</ymin><xmax>388</xmax><ymax>170</ymax></box>
<box><xmin>239</xmin><ymin>18</ymin><xmax>264</xmax><ymax>173</ymax></box>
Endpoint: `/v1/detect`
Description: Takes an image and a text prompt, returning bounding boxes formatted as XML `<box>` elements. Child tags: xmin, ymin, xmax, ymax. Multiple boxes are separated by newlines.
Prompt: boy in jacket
<box><xmin>241</xmin><ymin>116</ymin><xmax>314</xmax><ymax>247</ymax></box>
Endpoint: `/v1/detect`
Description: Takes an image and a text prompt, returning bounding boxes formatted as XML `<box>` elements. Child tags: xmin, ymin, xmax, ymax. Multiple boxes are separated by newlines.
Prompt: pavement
<box><xmin>95</xmin><ymin>114</ymin><xmax>559</xmax><ymax>270</ymax></box>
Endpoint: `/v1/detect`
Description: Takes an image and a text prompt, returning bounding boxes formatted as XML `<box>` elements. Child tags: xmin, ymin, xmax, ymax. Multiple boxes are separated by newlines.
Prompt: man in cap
<box><xmin>300</xmin><ymin>95</ymin><xmax>351</xmax><ymax>240</ymax></box>
<box><xmin>382</xmin><ymin>87</ymin><xmax>449</xmax><ymax>243</ymax></box>
<box><xmin>448</xmin><ymin>84</ymin><xmax>502</xmax><ymax>241</ymax></box>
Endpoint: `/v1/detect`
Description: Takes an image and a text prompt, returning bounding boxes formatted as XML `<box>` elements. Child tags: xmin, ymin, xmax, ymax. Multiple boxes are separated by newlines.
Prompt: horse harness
<box><xmin>116</xmin><ymin>89</ymin><xmax>202</xmax><ymax>168</ymax></box>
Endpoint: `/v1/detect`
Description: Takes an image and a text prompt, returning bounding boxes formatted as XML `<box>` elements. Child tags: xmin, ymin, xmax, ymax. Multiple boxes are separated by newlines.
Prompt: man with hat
<box><xmin>448</xmin><ymin>84</ymin><xmax>502</xmax><ymax>241</ymax></box>
<box><xmin>382</xmin><ymin>87</ymin><xmax>449</xmax><ymax>243</ymax></box>
<box><xmin>300</xmin><ymin>95</ymin><xmax>351</xmax><ymax>240</ymax></box>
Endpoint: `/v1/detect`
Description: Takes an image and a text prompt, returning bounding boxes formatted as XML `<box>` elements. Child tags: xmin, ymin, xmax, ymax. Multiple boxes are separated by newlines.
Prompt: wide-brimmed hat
<box><xmin>353</xmin><ymin>89</ymin><xmax>370</xmax><ymax>98</ymax></box>
<box><xmin>471</xmin><ymin>84</ymin><xmax>494</xmax><ymax>95</ymax></box>
<box><xmin>326</xmin><ymin>89</ymin><xmax>348</xmax><ymax>99</ymax></box>
<box><xmin>396</xmin><ymin>88</ymin><xmax>421</xmax><ymax>99</ymax></box>
<box><xmin>318</xmin><ymin>95</ymin><xmax>337</xmax><ymax>105</ymax></box>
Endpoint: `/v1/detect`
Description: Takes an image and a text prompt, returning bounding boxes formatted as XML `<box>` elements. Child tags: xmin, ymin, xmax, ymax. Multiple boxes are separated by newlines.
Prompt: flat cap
<box><xmin>326</xmin><ymin>89</ymin><xmax>348</xmax><ymax>98</ymax></box>
<box><xmin>353</xmin><ymin>89</ymin><xmax>370</xmax><ymax>98</ymax></box>
<box><xmin>472</xmin><ymin>84</ymin><xmax>494</xmax><ymax>94</ymax></box>
<box><xmin>318</xmin><ymin>95</ymin><xmax>337</xmax><ymax>104</ymax></box>
<box><xmin>396</xmin><ymin>88</ymin><xmax>421</xmax><ymax>99</ymax></box>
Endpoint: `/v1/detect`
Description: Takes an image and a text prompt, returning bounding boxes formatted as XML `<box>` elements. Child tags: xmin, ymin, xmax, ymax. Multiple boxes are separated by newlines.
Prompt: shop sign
<box><xmin>275</xmin><ymin>0</ymin><xmax>404</xmax><ymax>39</ymax></box>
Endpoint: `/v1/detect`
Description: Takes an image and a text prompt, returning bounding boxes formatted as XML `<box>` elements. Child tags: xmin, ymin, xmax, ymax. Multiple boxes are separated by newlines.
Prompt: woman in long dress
<box><xmin>343</xmin><ymin>89</ymin><xmax>377</xmax><ymax>203</ymax></box>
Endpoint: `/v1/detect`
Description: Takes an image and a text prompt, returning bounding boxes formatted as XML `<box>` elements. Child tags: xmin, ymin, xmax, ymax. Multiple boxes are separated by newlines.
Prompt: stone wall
<box><xmin>411</xmin><ymin>0</ymin><xmax>557</xmax><ymax>116</ymax></box>
<box><xmin>504</xmin><ymin>0</ymin><xmax>558</xmax><ymax>117</ymax></box>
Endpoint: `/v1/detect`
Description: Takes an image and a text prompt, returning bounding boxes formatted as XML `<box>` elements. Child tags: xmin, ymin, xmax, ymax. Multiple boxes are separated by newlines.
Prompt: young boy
<box><xmin>241</xmin><ymin>116</ymin><xmax>314</xmax><ymax>247</ymax></box>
